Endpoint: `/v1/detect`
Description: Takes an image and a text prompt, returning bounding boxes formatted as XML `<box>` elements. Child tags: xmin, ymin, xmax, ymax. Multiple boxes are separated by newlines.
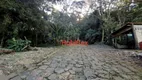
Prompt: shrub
<box><xmin>7</xmin><ymin>38</ymin><xmax>31</xmax><ymax>52</ymax></box>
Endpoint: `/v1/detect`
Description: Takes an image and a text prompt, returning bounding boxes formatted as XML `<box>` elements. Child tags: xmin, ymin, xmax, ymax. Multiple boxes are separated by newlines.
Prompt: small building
<box><xmin>111</xmin><ymin>22</ymin><xmax>142</xmax><ymax>49</ymax></box>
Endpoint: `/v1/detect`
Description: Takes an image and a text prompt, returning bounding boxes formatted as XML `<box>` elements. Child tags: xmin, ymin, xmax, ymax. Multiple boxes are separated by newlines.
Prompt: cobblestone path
<box><xmin>10</xmin><ymin>45</ymin><xmax>142</xmax><ymax>80</ymax></box>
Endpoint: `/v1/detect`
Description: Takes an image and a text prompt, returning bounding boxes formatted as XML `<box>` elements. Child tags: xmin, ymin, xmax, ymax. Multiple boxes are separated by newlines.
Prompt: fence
<box><xmin>61</xmin><ymin>40</ymin><xmax>88</xmax><ymax>46</ymax></box>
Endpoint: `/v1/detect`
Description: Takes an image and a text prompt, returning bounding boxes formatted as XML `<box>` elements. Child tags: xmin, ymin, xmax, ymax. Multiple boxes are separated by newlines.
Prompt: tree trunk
<box><xmin>101</xmin><ymin>29</ymin><xmax>104</xmax><ymax>42</ymax></box>
<box><xmin>35</xmin><ymin>33</ymin><xmax>38</xmax><ymax>46</ymax></box>
<box><xmin>0</xmin><ymin>33</ymin><xmax>4</xmax><ymax>47</ymax></box>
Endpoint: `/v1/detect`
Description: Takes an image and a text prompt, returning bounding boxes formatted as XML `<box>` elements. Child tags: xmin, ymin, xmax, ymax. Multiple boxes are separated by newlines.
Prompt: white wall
<box><xmin>132</xmin><ymin>25</ymin><xmax>142</xmax><ymax>48</ymax></box>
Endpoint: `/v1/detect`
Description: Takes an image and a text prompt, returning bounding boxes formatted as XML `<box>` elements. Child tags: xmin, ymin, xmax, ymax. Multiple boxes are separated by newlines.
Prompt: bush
<box><xmin>7</xmin><ymin>38</ymin><xmax>31</xmax><ymax>52</ymax></box>
<box><xmin>85</xmin><ymin>29</ymin><xmax>101</xmax><ymax>44</ymax></box>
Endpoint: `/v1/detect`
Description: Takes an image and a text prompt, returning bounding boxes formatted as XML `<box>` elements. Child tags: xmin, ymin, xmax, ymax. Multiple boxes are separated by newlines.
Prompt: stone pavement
<box><xmin>10</xmin><ymin>45</ymin><xmax>142</xmax><ymax>80</ymax></box>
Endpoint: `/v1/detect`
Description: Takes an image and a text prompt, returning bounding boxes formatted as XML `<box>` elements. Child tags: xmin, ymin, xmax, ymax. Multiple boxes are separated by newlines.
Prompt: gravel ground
<box><xmin>1</xmin><ymin>44</ymin><xmax>142</xmax><ymax>80</ymax></box>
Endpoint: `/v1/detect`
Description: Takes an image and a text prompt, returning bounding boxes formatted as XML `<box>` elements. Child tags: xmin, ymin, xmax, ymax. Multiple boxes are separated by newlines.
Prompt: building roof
<box><xmin>111</xmin><ymin>22</ymin><xmax>142</xmax><ymax>37</ymax></box>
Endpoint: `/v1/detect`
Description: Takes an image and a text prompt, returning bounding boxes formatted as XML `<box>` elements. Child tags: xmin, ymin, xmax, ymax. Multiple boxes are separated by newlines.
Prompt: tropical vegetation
<box><xmin>0</xmin><ymin>0</ymin><xmax>142</xmax><ymax>51</ymax></box>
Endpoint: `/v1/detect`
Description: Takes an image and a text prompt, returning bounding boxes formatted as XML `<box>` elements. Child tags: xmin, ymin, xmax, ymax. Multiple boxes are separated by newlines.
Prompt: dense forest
<box><xmin>0</xmin><ymin>0</ymin><xmax>142</xmax><ymax>51</ymax></box>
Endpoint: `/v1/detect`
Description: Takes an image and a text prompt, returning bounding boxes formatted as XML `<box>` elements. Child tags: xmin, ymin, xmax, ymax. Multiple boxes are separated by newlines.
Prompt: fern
<box><xmin>7</xmin><ymin>38</ymin><xmax>31</xmax><ymax>52</ymax></box>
